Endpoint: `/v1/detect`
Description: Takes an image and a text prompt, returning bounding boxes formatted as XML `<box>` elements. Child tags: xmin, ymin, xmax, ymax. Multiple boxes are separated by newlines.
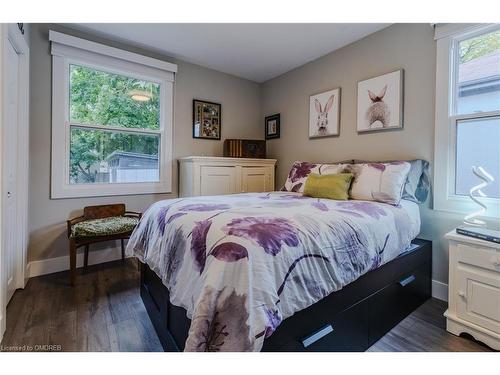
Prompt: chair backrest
<box><xmin>83</xmin><ymin>204</ymin><xmax>125</xmax><ymax>220</ymax></box>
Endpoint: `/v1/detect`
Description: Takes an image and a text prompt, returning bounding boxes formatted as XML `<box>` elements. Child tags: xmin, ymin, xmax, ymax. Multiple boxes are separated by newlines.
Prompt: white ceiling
<box><xmin>71</xmin><ymin>23</ymin><xmax>390</xmax><ymax>82</ymax></box>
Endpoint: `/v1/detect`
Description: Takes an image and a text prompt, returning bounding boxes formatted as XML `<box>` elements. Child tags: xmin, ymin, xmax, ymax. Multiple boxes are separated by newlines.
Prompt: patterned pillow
<box><xmin>283</xmin><ymin>161</ymin><xmax>350</xmax><ymax>193</ymax></box>
<box><xmin>353</xmin><ymin>159</ymin><xmax>430</xmax><ymax>203</ymax></box>
<box><xmin>344</xmin><ymin>161</ymin><xmax>411</xmax><ymax>205</ymax></box>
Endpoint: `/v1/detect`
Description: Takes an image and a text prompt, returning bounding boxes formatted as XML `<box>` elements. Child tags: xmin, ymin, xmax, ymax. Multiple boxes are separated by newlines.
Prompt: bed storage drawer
<box><xmin>264</xmin><ymin>242</ymin><xmax>432</xmax><ymax>351</ymax></box>
<box><xmin>368</xmin><ymin>259</ymin><xmax>431</xmax><ymax>345</ymax></box>
<box><xmin>273</xmin><ymin>261</ymin><xmax>430</xmax><ymax>352</ymax></box>
<box><xmin>142</xmin><ymin>264</ymin><xmax>168</xmax><ymax>315</ymax></box>
<box><xmin>277</xmin><ymin>300</ymin><xmax>369</xmax><ymax>352</ymax></box>
<box><xmin>140</xmin><ymin>264</ymin><xmax>178</xmax><ymax>351</ymax></box>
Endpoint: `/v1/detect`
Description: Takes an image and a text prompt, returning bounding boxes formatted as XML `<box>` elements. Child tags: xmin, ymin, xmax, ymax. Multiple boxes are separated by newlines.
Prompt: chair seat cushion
<box><xmin>71</xmin><ymin>216</ymin><xmax>139</xmax><ymax>238</ymax></box>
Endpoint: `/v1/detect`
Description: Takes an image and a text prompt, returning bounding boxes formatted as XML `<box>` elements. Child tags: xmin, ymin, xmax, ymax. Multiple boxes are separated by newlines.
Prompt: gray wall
<box><xmin>29</xmin><ymin>24</ymin><xmax>262</xmax><ymax>262</ymax></box>
<box><xmin>260</xmin><ymin>23</ymin><xmax>459</xmax><ymax>284</ymax></box>
<box><xmin>261</xmin><ymin>24</ymin><xmax>436</xmax><ymax>178</ymax></box>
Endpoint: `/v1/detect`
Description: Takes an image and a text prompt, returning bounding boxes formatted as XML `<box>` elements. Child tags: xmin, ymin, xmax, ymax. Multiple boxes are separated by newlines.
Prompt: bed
<box><xmin>127</xmin><ymin>191</ymin><xmax>431</xmax><ymax>352</ymax></box>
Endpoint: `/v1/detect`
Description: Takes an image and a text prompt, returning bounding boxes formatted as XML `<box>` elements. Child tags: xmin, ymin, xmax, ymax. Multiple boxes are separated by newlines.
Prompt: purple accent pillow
<box><xmin>282</xmin><ymin>161</ymin><xmax>352</xmax><ymax>193</ymax></box>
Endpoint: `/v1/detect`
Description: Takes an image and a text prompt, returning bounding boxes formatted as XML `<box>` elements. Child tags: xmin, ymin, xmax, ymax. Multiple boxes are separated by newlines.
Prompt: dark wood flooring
<box><xmin>0</xmin><ymin>259</ymin><xmax>493</xmax><ymax>352</ymax></box>
<box><xmin>368</xmin><ymin>297</ymin><xmax>493</xmax><ymax>352</ymax></box>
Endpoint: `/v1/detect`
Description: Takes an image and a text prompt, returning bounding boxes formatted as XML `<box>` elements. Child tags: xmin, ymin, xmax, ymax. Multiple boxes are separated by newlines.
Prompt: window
<box><xmin>50</xmin><ymin>31</ymin><xmax>176</xmax><ymax>198</ymax></box>
<box><xmin>456</xmin><ymin>117</ymin><xmax>500</xmax><ymax>199</ymax></box>
<box><xmin>69</xmin><ymin>65</ymin><xmax>161</xmax><ymax>185</ymax></box>
<box><xmin>456</xmin><ymin>29</ymin><xmax>500</xmax><ymax>115</ymax></box>
<box><xmin>434</xmin><ymin>24</ymin><xmax>500</xmax><ymax>217</ymax></box>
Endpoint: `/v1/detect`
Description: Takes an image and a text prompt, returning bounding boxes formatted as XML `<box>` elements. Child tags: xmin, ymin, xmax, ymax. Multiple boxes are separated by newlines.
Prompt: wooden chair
<box><xmin>67</xmin><ymin>204</ymin><xmax>142</xmax><ymax>286</ymax></box>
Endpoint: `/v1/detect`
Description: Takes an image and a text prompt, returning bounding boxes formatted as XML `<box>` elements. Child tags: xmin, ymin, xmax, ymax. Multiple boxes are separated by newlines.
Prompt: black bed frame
<box><xmin>140</xmin><ymin>238</ymin><xmax>432</xmax><ymax>351</ymax></box>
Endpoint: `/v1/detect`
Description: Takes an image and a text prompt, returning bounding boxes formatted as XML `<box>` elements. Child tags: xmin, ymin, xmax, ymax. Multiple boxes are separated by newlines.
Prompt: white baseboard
<box><xmin>27</xmin><ymin>247</ymin><xmax>131</xmax><ymax>278</ymax></box>
<box><xmin>432</xmin><ymin>279</ymin><xmax>449</xmax><ymax>301</ymax></box>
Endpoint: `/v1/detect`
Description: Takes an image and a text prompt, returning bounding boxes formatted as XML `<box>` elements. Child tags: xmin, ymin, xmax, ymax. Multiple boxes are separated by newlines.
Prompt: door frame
<box><xmin>0</xmin><ymin>23</ymin><xmax>30</xmax><ymax>341</ymax></box>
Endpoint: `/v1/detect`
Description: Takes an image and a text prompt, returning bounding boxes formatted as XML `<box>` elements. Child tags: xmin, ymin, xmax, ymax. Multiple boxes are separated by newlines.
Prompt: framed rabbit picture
<box><xmin>357</xmin><ymin>69</ymin><xmax>404</xmax><ymax>133</ymax></box>
<box><xmin>309</xmin><ymin>87</ymin><xmax>341</xmax><ymax>138</ymax></box>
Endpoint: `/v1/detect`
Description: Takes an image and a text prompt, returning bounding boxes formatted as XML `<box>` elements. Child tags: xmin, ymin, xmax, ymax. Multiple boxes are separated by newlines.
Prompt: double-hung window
<box><xmin>434</xmin><ymin>24</ymin><xmax>500</xmax><ymax>218</ymax></box>
<box><xmin>50</xmin><ymin>31</ymin><xmax>176</xmax><ymax>198</ymax></box>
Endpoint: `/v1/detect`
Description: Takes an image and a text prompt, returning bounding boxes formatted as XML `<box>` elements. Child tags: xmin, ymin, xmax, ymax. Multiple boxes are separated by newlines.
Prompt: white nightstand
<box><xmin>444</xmin><ymin>230</ymin><xmax>500</xmax><ymax>350</ymax></box>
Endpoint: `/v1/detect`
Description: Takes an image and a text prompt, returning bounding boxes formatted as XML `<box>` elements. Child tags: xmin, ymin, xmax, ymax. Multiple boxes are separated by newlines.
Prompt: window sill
<box><xmin>433</xmin><ymin>194</ymin><xmax>500</xmax><ymax>220</ymax></box>
<box><xmin>51</xmin><ymin>182</ymin><xmax>172</xmax><ymax>199</ymax></box>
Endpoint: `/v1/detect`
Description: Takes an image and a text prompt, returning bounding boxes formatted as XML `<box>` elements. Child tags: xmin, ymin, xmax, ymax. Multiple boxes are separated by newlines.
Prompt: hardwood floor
<box><xmin>1</xmin><ymin>259</ymin><xmax>162</xmax><ymax>352</ymax></box>
<box><xmin>368</xmin><ymin>298</ymin><xmax>492</xmax><ymax>352</ymax></box>
<box><xmin>0</xmin><ymin>259</ymin><xmax>493</xmax><ymax>352</ymax></box>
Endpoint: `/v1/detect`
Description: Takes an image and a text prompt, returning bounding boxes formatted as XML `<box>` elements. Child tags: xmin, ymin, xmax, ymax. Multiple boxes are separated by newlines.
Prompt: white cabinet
<box><xmin>199</xmin><ymin>166</ymin><xmax>238</xmax><ymax>196</ymax></box>
<box><xmin>241</xmin><ymin>167</ymin><xmax>274</xmax><ymax>193</ymax></box>
<box><xmin>456</xmin><ymin>268</ymin><xmax>499</xmax><ymax>334</ymax></box>
<box><xmin>179</xmin><ymin>156</ymin><xmax>277</xmax><ymax>197</ymax></box>
<box><xmin>444</xmin><ymin>230</ymin><xmax>500</xmax><ymax>350</ymax></box>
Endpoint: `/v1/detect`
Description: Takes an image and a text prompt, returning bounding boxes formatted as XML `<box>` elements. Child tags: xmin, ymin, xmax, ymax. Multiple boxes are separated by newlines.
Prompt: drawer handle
<box><xmin>301</xmin><ymin>324</ymin><xmax>333</xmax><ymax>348</ymax></box>
<box><xmin>398</xmin><ymin>275</ymin><xmax>416</xmax><ymax>287</ymax></box>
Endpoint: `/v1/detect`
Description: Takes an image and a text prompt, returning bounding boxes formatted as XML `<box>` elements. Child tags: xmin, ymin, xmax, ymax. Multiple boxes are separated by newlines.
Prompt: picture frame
<box><xmin>309</xmin><ymin>87</ymin><xmax>341</xmax><ymax>139</ymax></box>
<box><xmin>193</xmin><ymin>99</ymin><xmax>222</xmax><ymax>140</ymax></box>
<box><xmin>265</xmin><ymin>113</ymin><xmax>280</xmax><ymax>139</ymax></box>
<box><xmin>356</xmin><ymin>69</ymin><xmax>404</xmax><ymax>133</ymax></box>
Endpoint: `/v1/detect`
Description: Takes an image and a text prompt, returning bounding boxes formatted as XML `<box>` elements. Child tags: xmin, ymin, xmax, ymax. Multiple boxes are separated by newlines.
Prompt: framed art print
<box><xmin>357</xmin><ymin>69</ymin><xmax>404</xmax><ymax>133</ymax></box>
<box><xmin>309</xmin><ymin>87</ymin><xmax>340</xmax><ymax>138</ymax></box>
<box><xmin>193</xmin><ymin>99</ymin><xmax>222</xmax><ymax>140</ymax></box>
<box><xmin>265</xmin><ymin>113</ymin><xmax>280</xmax><ymax>139</ymax></box>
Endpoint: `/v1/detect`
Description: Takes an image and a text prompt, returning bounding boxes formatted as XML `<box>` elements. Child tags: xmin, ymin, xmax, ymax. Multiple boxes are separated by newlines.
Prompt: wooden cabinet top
<box><xmin>178</xmin><ymin>156</ymin><xmax>277</xmax><ymax>165</ymax></box>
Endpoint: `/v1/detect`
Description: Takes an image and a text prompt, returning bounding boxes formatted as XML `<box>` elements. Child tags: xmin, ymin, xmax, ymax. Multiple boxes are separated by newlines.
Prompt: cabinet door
<box><xmin>241</xmin><ymin>167</ymin><xmax>273</xmax><ymax>193</ymax></box>
<box><xmin>199</xmin><ymin>166</ymin><xmax>237</xmax><ymax>196</ymax></box>
<box><xmin>456</xmin><ymin>266</ymin><xmax>500</xmax><ymax>334</ymax></box>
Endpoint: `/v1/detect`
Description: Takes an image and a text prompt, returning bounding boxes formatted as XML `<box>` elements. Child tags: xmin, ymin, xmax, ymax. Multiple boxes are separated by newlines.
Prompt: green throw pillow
<box><xmin>303</xmin><ymin>173</ymin><xmax>353</xmax><ymax>200</ymax></box>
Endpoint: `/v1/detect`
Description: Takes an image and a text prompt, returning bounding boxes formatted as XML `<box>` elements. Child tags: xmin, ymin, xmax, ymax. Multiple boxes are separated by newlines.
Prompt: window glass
<box><xmin>70</xmin><ymin>64</ymin><xmax>160</xmax><ymax>130</ymax></box>
<box><xmin>455</xmin><ymin>116</ymin><xmax>500</xmax><ymax>198</ymax></box>
<box><xmin>70</xmin><ymin>127</ymin><xmax>160</xmax><ymax>184</ymax></box>
<box><xmin>457</xmin><ymin>29</ymin><xmax>500</xmax><ymax>115</ymax></box>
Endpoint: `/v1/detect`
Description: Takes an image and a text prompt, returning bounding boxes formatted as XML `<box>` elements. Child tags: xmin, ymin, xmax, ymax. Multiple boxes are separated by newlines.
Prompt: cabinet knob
<box><xmin>492</xmin><ymin>258</ymin><xmax>500</xmax><ymax>267</ymax></box>
<box><xmin>458</xmin><ymin>290</ymin><xmax>466</xmax><ymax>298</ymax></box>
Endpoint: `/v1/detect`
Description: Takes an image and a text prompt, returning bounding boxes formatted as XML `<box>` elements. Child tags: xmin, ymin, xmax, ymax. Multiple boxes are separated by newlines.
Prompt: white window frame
<box><xmin>434</xmin><ymin>23</ymin><xmax>500</xmax><ymax>219</ymax></box>
<box><xmin>49</xmin><ymin>31</ymin><xmax>177</xmax><ymax>199</ymax></box>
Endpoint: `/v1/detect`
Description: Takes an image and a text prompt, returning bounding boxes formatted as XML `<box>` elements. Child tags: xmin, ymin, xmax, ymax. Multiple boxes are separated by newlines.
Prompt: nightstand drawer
<box><xmin>456</xmin><ymin>267</ymin><xmax>500</xmax><ymax>334</ymax></box>
<box><xmin>457</xmin><ymin>243</ymin><xmax>500</xmax><ymax>272</ymax></box>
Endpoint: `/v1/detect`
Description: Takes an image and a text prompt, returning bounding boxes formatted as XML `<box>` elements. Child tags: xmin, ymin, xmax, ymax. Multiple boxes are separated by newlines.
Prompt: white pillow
<box><xmin>346</xmin><ymin>162</ymin><xmax>411</xmax><ymax>205</ymax></box>
<box><xmin>283</xmin><ymin>161</ymin><xmax>348</xmax><ymax>193</ymax></box>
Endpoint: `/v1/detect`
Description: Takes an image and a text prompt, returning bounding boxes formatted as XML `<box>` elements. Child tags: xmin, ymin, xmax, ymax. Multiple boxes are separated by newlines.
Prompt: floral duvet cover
<box><xmin>127</xmin><ymin>192</ymin><xmax>420</xmax><ymax>351</ymax></box>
